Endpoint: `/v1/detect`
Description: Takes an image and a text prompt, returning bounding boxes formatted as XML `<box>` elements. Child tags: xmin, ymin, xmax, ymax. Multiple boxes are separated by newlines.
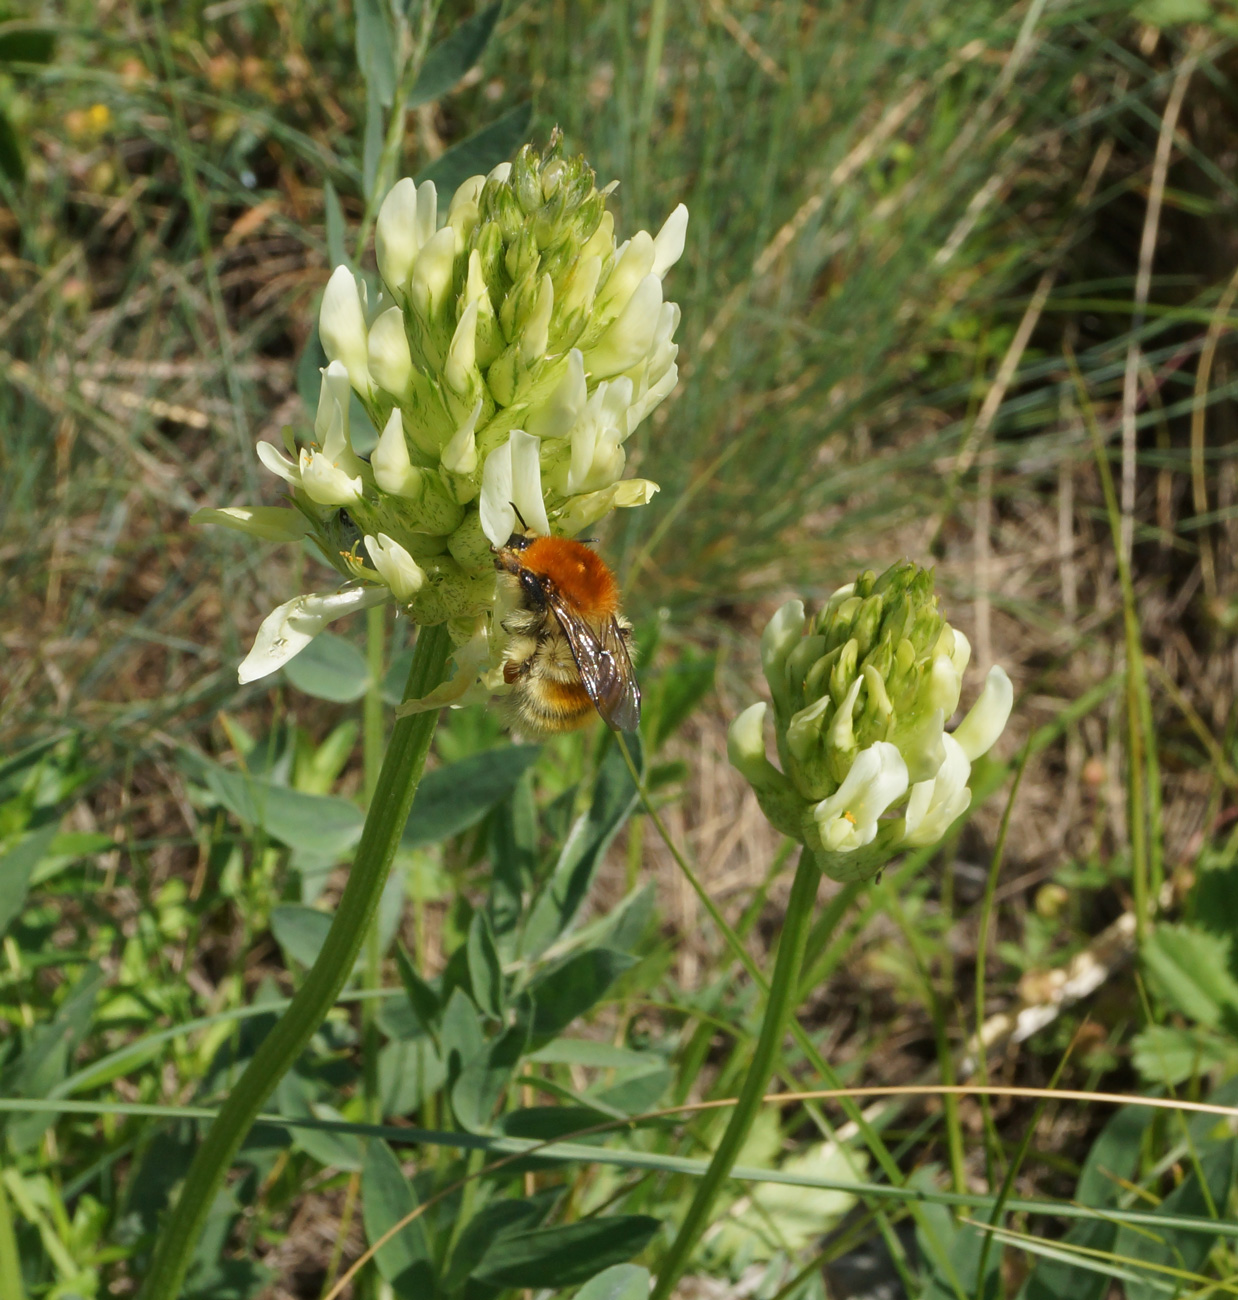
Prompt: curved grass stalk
<box><xmin>138</xmin><ymin>622</ymin><xmax>451</xmax><ymax>1300</ymax></box>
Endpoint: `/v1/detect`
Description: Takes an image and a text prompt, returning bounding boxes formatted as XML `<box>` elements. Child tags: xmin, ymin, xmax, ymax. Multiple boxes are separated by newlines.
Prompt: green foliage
<box><xmin>5</xmin><ymin>0</ymin><xmax>1238</xmax><ymax>1296</ymax></box>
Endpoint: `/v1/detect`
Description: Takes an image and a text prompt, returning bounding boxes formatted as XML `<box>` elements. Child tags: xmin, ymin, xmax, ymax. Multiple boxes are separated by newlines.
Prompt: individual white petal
<box><xmin>950</xmin><ymin>628</ymin><xmax>972</xmax><ymax>675</ymax></box>
<box><xmin>479</xmin><ymin>439</ymin><xmax>515</xmax><ymax>547</ymax></box>
<box><xmin>364</xmin><ymin>533</ymin><xmax>426</xmax><ymax>603</ymax></box>
<box><xmin>191</xmin><ymin>506</ymin><xmax>311</xmax><ymax>542</ymax></box>
<box><xmin>925</xmin><ymin>654</ymin><xmax>963</xmax><ymax>718</ymax></box>
<box><xmin>951</xmin><ymin>665</ymin><xmax>1013</xmax><ymax>761</ymax></box>
<box><xmin>371</xmin><ymin>408</ymin><xmax>422</xmax><ymax>498</ymax></box>
<box><xmin>441</xmin><ymin>400</ymin><xmax>483</xmax><ymax>476</ymax></box>
<box><xmin>651</xmin><ymin>203</ymin><xmax>689</xmax><ymax>278</ymax></box>
<box><xmin>827</xmin><ymin>675</ymin><xmax>865</xmax><ymax>753</ymax></box>
<box><xmin>626</xmin><ymin>361</ymin><xmax>678</xmax><ymax>437</ymax></box>
<box><xmin>813</xmin><ymin>742</ymin><xmax>909</xmax><ymax>853</ymax></box>
<box><xmin>238</xmin><ymin>586</ymin><xmax>389</xmax><ymax>684</ymax></box>
<box><xmin>313</xmin><ymin>360</ymin><xmax>351</xmax><ymax>445</ymax></box>
<box><xmin>446</xmin><ymin>175</ymin><xmax>485</xmax><ymax>244</ymax></box>
<box><xmin>375</xmin><ymin>178</ymin><xmax>421</xmax><ymax>299</ymax></box>
<box><xmin>728</xmin><ymin>702</ymin><xmax>772</xmax><ymax>786</ymax></box>
<box><xmin>368</xmin><ymin>306</ymin><xmax>413</xmax><ymax>396</ymax></box>
<box><xmin>586</xmin><ymin>273</ymin><xmax>663</xmax><ymax>378</ymax></box>
<box><xmin>445</xmin><ymin>299</ymin><xmax>479</xmax><ymax>394</ymax></box>
<box><xmin>527</xmin><ymin>348</ymin><xmax>587</xmax><ymax>441</ymax></box>
<box><xmin>596</xmin><ymin>231</ymin><xmax>655</xmax><ymax>318</ymax></box>
<box><xmin>409</xmin><ymin>226</ymin><xmax>456</xmax><ymax>324</ymax></box>
<box><xmin>761</xmin><ymin>600</ymin><xmax>807</xmax><ymax>707</ymax></box>
<box><xmin>299</xmin><ymin>448</ymin><xmax>363</xmax><ymax>506</ymax></box>
<box><xmin>902</xmin><ymin>734</ymin><xmax>972</xmax><ymax>847</ymax></box>
<box><xmin>319</xmin><ymin>267</ymin><xmax>373</xmax><ymax>397</ymax></box>
<box><xmin>509</xmin><ymin>428</ymin><xmax>551</xmax><ymax>536</ymax></box>
<box><xmin>487</xmin><ymin>161</ymin><xmax>512</xmax><ymax>183</ymax></box>
<box><xmin>520</xmin><ymin>273</ymin><xmax>554</xmax><ymax>364</ymax></box>
<box><xmin>256</xmin><ymin>439</ymin><xmax>301</xmax><ymax>486</ymax></box>
<box><xmin>413</xmin><ymin>180</ymin><xmax>438</xmax><ymax>249</ymax></box>
<box><xmin>612</xmin><ymin>478</ymin><xmax>659</xmax><ymax>507</ymax></box>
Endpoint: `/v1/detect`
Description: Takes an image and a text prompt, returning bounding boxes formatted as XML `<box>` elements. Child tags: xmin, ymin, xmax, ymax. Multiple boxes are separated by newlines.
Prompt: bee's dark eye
<box><xmin>506</xmin><ymin>532</ymin><xmax>533</xmax><ymax>551</ymax></box>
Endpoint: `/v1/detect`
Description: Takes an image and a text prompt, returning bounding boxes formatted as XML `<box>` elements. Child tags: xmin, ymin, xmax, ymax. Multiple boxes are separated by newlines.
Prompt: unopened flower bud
<box><xmin>319</xmin><ymin>267</ymin><xmax>373</xmax><ymax>397</ymax></box>
<box><xmin>729</xmin><ymin>564</ymin><xmax>1014</xmax><ymax>882</ymax></box>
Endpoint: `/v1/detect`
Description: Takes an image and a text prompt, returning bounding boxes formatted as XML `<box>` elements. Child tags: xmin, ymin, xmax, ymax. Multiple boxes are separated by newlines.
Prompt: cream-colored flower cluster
<box><xmin>728</xmin><ymin>563</ymin><xmax>1013</xmax><ymax>882</ymax></box>
<box><xmin>194</xmin><ymin>137</ymin><xmax>686</xmax><ymax>685</ymax></box>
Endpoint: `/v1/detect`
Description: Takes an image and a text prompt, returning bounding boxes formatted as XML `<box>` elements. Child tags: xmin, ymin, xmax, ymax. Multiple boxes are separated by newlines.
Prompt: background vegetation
<box><xmin>3</xmin><ymin>0</ymin><xmax>1238</xmax><ymax>1296</ymax></box>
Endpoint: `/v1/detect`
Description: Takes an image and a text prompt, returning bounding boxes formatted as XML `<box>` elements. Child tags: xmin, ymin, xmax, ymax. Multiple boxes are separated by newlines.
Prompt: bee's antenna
<box><xmin>511</xmin><ymin>503</ymin><xmax>529</xmax><ymax>531</ymax></box>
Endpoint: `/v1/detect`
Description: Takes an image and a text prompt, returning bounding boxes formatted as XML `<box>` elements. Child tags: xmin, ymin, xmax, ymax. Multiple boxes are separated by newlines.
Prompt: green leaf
<box><xmin>1142</xmin><ymin>924</ymin><xmax>1238</xmax><ymax>1027</ymax></box>
<box><xmin>283</xmin><ymin>630</ymin><xmax>371</xmax><ymax>703</ymax></box>
<box><xmin>278</xmin><ymin>1075</ymin><xmax>363</xmax><ymax>1172</ymax></box>
<box><xmin>1020</xmin><ymin>1102</ymin><xmax>1153</xmax><ymax>1300</ymax></box>
<box><xmin>575</xmin><ymin>1265</ymin><xmax>652</xmax><ymax>1300</ymax></box>
<box><xmin>407</xmin><ymin>1</ymin><xmax>502</xmax><ymax>109</ymax></box>
<box><xmin>362</xmin><ymin>1140</ymin><xmax>433</xmax><ymax>1296</ymax></box>
<box><xmin>5</xmin><ymin>964</ymin><xmax>104</xmax><ymax>1151</ymax></box>
<box><xmin>1132</xmin><ymin>1023</ymin><xmax>1233</xmax><ymax>1088</ymax></box>
<box><xmin>467</xmin><ymin>912</ymin><xmax>504</xmax><ymax>1019</ymax></box>
<box><xmin>0</xmin><ymin>25</ymin><xmax>56</xmax><ymax>64</ymax></box>
<box><xmin>270</xmin><ymin>905</ymin><xmax>333</xmax><ymax>969</ymax></box>
<box><xmin>0</xmin><ymin>822</ymin><xmax>58</xmax><ymax>938</ymax></box>
<box><xmin>379</xmin><ymin>1037</ymin><xmax>445</xmax><ymax>1116</ymax></box>
<box><xmin>363</xmin><ymin>76</ymin><xmax>384</xmax><ymax>202</ymax></box>
<box><xmin>179</xmin><ymin>750</ymin><xmax>364</xmax><ymax>861</ymax></box>
<box><xmin>530</xmin><ymin>949</ymin><xmax>636</xmax><ymax>1040</ymax></box>
<box><xmin>529</xmin><ymin>1039</ymin><xmax>653</xmax><ymax>1070</ymax></box>
<box><xmin>402</xmin><ymin>745</ymin><xmax>541</xmax><ymax>849</ymax></box>
<box><xmin>1115</xmin><ymin>1139</ymin><xmax>1238</xmax><ymax>1300</ymax></box>
<box><xmin>415</xmin><ymin>102</ymin><xmax>533</xmax><ymax>200</ymax></box>
<box><xmin>354</xmin><ymin>0</ymin><xmax>396</xmax><ymax>106</ymax></box>
<box><xmin>521</xmin><ymin>739</ymin><xmax>642</xmax><ymax>958</ymax></box>
<box><xmin>323</xmin><ymin>179</ymin><xmax>349</xmax><ymax>270</ymax></box>
<box><xmin>444</xmin><ymin>1195</ymin><xmax>550</xmax><ymax>1290</ymax></box>
<box><xmin>471</xmin><ymin>1216</ymin><xmax>660</xmax><ymax>1288</ymax></box>
<box><xmin>441</xmin><ymin>987</ymin><xmax>485</xmax><ymax>1086</ymax></box>
<box><xmin>395</xmin><ymin>942</ymin><xmax>441</xmax><ymax>1035</ymax></box>
<box><xmin>488</xmin><ymin>767</ymin><xmax>538</xmax><ymax>954</ymax></box>
<box><xmin>452</xmin><ymin>1018</ymin><xmax>528</xmax><ymax>1133</ymax></box>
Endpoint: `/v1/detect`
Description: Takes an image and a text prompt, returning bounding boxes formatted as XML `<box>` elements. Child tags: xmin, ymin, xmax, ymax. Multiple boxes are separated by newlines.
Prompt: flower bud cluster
<box><xmin>728</xmin><ymin>563</ymin><xmax>1013</xmax><ymax>882</ymax></box>
<box><xmin>195</xmin><ymin>136</ymin><xmax>686</xmax><ymax>684</ymax></box>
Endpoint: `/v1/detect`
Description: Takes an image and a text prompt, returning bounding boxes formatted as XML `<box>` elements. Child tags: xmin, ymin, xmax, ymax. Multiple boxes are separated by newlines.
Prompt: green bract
<box><xmin>728</xmin><ymin>563</ymin><xmax>1013</xmax><ymax>883</ymax></box>
<box><xmin>193</xmin><ymin>137</ymin><xmax>687</xmax><ymax>686</ymax></box>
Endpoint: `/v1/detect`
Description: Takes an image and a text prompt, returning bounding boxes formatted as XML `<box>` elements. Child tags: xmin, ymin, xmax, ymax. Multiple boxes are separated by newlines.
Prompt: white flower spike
<box><xmin>197</xmin><ymin>137</ymin><xmax>686</xmax><ymax>687</ymax></box>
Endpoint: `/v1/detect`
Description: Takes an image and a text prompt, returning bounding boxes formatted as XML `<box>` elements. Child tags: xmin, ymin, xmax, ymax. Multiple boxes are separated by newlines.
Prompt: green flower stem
<box><xmin>650</xmin><ymin>850</ymin><xmax>821</xmax><ymax>1300</ymax></box>
<box><xmin>140</xmin><ymin>622</ymin><xmax>452</xmax><ymax>1300</ymax></box>
<box><xmin>363</xmin><ymin>602</ymin><xmax>387</xmax><ymax>1127</ymax></box>
<box><xmin>0</xmin><ymin>1165</ymin><xmax>24</xmax><ymax>1300</ymax></box>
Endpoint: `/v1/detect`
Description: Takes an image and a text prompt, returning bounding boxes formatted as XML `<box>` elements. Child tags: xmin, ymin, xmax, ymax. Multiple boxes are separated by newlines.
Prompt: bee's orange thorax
<box><xmin>519</xmin><ymin>536</ymin><xmax>620</xmax><ymax>621</ymax></box>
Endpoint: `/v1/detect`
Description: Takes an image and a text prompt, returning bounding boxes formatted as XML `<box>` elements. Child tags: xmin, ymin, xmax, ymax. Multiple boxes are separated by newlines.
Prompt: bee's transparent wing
<box><xmin>546</xmin><ymin>596</ymin><xmax>641</xmax><ymax>732</ymax></box>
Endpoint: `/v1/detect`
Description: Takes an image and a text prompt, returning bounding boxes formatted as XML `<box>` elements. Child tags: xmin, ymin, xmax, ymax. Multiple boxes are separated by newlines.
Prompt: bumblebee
<box><xmin>494</xmin><ymin>533</ymin><xmax>640</xmax><ymax>735</ymax></box>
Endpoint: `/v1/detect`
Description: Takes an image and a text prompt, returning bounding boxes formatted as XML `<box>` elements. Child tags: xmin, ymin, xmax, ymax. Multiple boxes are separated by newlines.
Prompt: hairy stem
<box><xmin>140</xmin><ymin>622</ymin><xmax>451</xmax><ymax>1300</ymax></box>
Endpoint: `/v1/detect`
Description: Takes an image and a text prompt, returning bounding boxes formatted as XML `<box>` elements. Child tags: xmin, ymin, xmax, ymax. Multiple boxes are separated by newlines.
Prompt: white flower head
<box><xmin>200</xmin><ymin>139</ymin><xmax>686</xmax><ymax>686</ymax></box>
